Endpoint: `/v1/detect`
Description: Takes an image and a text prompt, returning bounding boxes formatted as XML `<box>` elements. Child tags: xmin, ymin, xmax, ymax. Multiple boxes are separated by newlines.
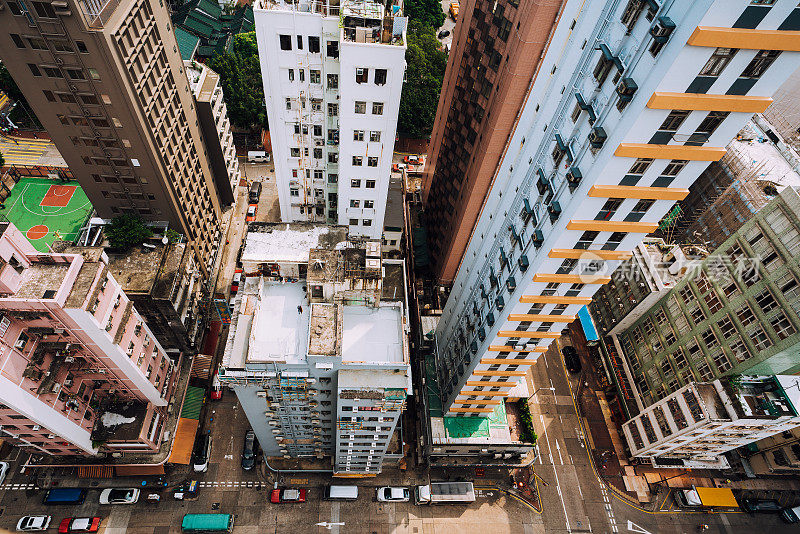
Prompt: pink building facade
<box><xmin>0</xmin><ymin>223</ymin><xmax>177</xmax><ymax>456</ymax></box>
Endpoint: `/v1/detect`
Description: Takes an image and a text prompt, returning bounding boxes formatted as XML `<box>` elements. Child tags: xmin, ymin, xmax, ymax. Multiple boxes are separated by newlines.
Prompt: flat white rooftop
<box><xmin>731</xmin><ymin>121</ymin><xmax>800</xmax><ymax>190</ymax></box>
<box><xmin>342</xmin><ymin>305</ymin><xmax>403</xmax><ymax>364</ymax></box>
<box><xmin>338</xmin><ymin>368</ymin><xmax>408</xmax><ymax>390</ymax></box>
<box><xmin>248</xmin><ymin>280</ymin><xmax>309</xmax><ymax>364</ymax></box>
<box><xmin>241</xmin><ymin>223</ymin><xmax>348</xmax><ymax>265</ymax></box>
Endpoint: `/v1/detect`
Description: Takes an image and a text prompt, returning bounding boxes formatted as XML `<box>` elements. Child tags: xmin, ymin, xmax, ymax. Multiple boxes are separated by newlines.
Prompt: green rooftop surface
<box><xmin>175</xmin><ymin>28</ymin><xmax>200</xmax><ymax>60</ymax></box>
<box><xmin>424</xmin><ymin>350</ymin><xmax>509</xmax><ymax>439</ymax></box>
<box><xmin>181</xmin><ymin>386</ymin><xmax>205</xmax><ymax>420</ymax></box>
<box><xmin>172</xmin><ymin>0</ymin><xmax>254</xmax><ymax>59</ymax></box>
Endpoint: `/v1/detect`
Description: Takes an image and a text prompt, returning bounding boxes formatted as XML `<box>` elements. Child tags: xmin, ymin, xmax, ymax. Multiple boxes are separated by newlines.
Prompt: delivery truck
<box><xmin>414</xmin><ymin>482</ymin><xmax>475</xmax><ymax>505</ymax></box>
<box><xmin>674</xmin><ymin>486</ymin><xmax>738</xmax><ymax>509</ymax></box>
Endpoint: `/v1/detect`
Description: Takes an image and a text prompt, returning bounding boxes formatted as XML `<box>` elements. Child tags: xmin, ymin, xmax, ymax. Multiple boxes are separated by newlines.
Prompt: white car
<box><xmin>0</xmin><ymin>461</ymin><xmax>9</xmax><ymax>485</ymax></box>
<box><xmin>16</xmin><ymin>515</ymin><xmax>51</xmax><ymax>531</ymax></box>
<box><xmin>99</xmin><ymin>488</ymin><xmax>140</xmax><ymax>504</ymax></box>
<box><xmin>377</xmin><ymin>486</ymin><xmax>410</xmax><ymax>502</ymax></box>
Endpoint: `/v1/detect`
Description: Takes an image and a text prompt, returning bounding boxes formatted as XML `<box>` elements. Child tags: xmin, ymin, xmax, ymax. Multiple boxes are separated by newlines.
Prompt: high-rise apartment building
<box><xmin>430</xmin><ymin>0</ymin><xmax>800</xmax><ymax>417</ymax></box>
<box><xmin>623</xmin><ymin>375</ymin><xmax>800</xmax><ymax>469</ymax></box>
<box><xmin>0</xmin><ymin>223</ymin><xmax>178</xmax><ymax>456</ymax></box>
<box><xmin>0</xmin><ymin>0</ymin><xmax>224</xmax><ymax>274</ymax></box>
<box><xmin>611</xmin><ymin>187</ymin><xmax>800</xmax><ymax>410</ymax></box>
<box><xmin>421</xmin><ymin>0</ymin><xmax>566</xmax><ymax>284</ymax></box>
<box><xmin>253</xmin><ymin>0</ymin><xmax>406</xmax><ymax>240</ymax></box>
<box><xmin>185</xmin><ymin>61</ymin><xmax>240</xmax><ymax>207</ymax></box>
<box><xmin>219</xmin><ymin>223</ymin><xmax>411</xmax><ymax>476</ymax></box>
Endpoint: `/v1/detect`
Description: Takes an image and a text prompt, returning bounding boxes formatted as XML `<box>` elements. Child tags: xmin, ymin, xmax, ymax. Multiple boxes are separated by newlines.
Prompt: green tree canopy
<box><xmin>404</xmin><ymin>0</ymin><xmax>445</xmax><ymax>29</ymax></box>
<box><xmin>208</xmin><ymin>32</ymin><xmax>267</xmax><ymax>130</ymax></box>
<box><xmin>398</xmin><ymin>23</ymin><xmax>448</xmax><ymax>139</ymax></box>
<box><xmin>105</xmin><ymin>214</ymin><xmax>153</xmax><ymax>252</ymax></box>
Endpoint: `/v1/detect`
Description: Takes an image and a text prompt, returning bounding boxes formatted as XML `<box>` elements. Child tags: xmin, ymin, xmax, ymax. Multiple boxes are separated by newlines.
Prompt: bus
<box><xmin>181</xmin><ymin>514</ymin><xmax>234</xmax><ymax>532</ymax></box>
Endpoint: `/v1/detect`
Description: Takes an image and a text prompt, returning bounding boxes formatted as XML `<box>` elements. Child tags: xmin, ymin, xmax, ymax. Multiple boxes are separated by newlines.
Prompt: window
<box><xmin>279</xmin><ymin>34</ymin><xmax>292</xmax><ymax>50</ymax></box>
<box><xmin>290</xmin><ymin>147</ymin><xmax>301</xmax><ymax>157</ymax></box>
<box><xmin>356</xmin><ymin>68</ymin><xmax>368</xmax><ymax>83</ymax></box>
<box><xmin>352</xmin><ymin>156</ymin><xmax>363</xmax><ymax>166</ymax></box>
<box><xmin>327</xmin><ymin>74</ymin><xmax>338</xmax><ymax>89</ymax></box>
<box><xmin>314</xmin><ymin>148</ymin><xmax>322</xmax><ymax>159</ymax></box>
<box><xmin>658</xmin><ymin>110</ymin><xmax>690</xmax><ymax>131</ymax></box>
<box><xmin>363</xmin><ymin>219</ymin><xmax>372</xmax><ymax>226</ymax></box>
<box><xmin>328</xmin><ymin>152</ymin><xmax>338</xmax><ymax>163</ymax></box>
<box><xmin>596</xmin><ymin>198</ymin><xmax>624</xmax><ymax>220</ymax></box>
<box><xmin>355</xmin><ymin>101</ymin><xmax>366</xmax><ymax>114</ymax></box>
<box><xmin>313</xmin><ymin>124</ymin><xmax>322</xmax><ymax>137</ymax></box>
<box><xmin>353</xmin><ymin>130</ymin><xmax>364</xmax><ymax>141</ymax></box>
<box><xmin>309</xmin><ymin>36</ymin><xmax>320</xmax><ymax>53</ymax></box>
<box><xmin>76</xmin><ymin>40</ymin><xmax>88</xmax><ymax>53</ymax></box>
<box><xmin>375</xmin><ymin>68</ymin><xmax>387</xmax><ymax>85</ymax></box>
<box><xmin>288</xmin><ymin>69</ymin><xmax>294</xmax><ymax>82</ymax></box>
<box><xmin>10</xmin><ymin>34</ymin><xmax>24</xmax><ymax>48</ymax></box>
<box><xmin>770</xmin><ymin>312</ymin><xmax>795</xmax><ymax>340</ymax></box>
<box><xmin>364</xmin><ymin>200</ymin><xmax>374</xmax><ymax>209</ymax></box>
<box><xmin>32</xmin><ymin>0</ymin><xmax>56</xmax><ymax>17</ymax></box>
<box><xmin>349</xmin><ymin>218</ymin><xmax>359</xmax><ymax>226</ymax></box>
<box><xmin>310</xmin><ymin>69</ymin><xmax>320</xmax><ymax>84</ymax></box>
<box><xmin>285</xmin><ymin>98</ymin><xmax>293</xmax><ymax>110</ymax></box>
<box><xmin>43</xmin><ymin>90</ymin><xmax>55</xmax><ymax>102</ymax></box>
<box><xmin>351</xmin><ymin>179</ymin><xmax>361</xmax><ymax>188</ymax></box>
<box><xmin>350</xmin><ymin>199</ymin><xmax>360</xmax><ymax>208</ymax></box>
<box><xmin>6</xmin><ymin>0</ymin><xmax>22</xmax><ymax>14</ymax></box>
<box><xmin>366</xmin><ymin>180</ymin><xmax>376</xmax><ymax>188</ymax></box>
<box><xmin>741</xmin><ymin>50</ymin><xmax>781</xmax><ymax>79</ymax></box>
<box><xmin>299</xmin><ymin>69</ymin><xmax>304</xmax><ymax>82</ymax></box>
<box><xmin>27</xmin><ymin>64</ymin><xmax>41</xmax><ymax>77</ymax></box>
<box><xmin>88</xmin><ymin>68</ymin><xmax>100</xmax><ymax>80</ymax></box>
<box><xmin>369</xmin><ymin>131</ymin><xmax>381</xmax><ymax>142</ymax></box>
<box><xmin>692</xmin><ymin>111</ymin><xmax>728</xmax><ymax>137</ymax></box>
<box><xmin>629</xmin><ymin>158</ymin><xmax>653</xmax><ymax>175</ymax></box>
<box><xmin>621</xmin><ymin>0</ymin><xmax>645</xmax><ymax>31</ymax></box>
<box><xmin>372</xmin><ymin>102</ymin><xmax>384</xmax><ymax>115</ymax></box>
<box><xmin>327</xmin><ymin>40</ymin><xmax>339</xmax><ymax>58</ymax></box>
<box><xmin>700</xmin><ymin>47</ymin><xmax>738</xmax><ymax>76</ymax></box>
<box><xmin>626</xmin><ymin>199</ymin><xmax>654</xmax><ymax>221</ymax></box>
<box><xmin>328</xmin><ymin>103</ymin><xmax>338</xmax><ymax>116</ymax></box>
<box><xmin>367</xmin><ymin>157</ymin><xmax>378</xmax><ymax>167</ymax></box>
<box><xmin>661</xmin><ymin>159</ymin><xmax>688</xmax><ymax>176</ymax></box>
<box><xmin>594</xmin><ymin>55</ymin><xmax>614</xmax><ymax>84</ymax></box>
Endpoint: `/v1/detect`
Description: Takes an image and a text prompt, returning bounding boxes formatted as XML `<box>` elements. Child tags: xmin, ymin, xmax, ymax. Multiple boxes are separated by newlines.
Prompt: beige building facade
<box><xmin>0</xmin><ymin>0</ymin><xmax>223</xmax><ymax>275</ymax></box>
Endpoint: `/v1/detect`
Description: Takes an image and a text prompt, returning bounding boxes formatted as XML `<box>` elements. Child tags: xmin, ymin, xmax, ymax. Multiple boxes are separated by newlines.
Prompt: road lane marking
<box><xmin>627</xmin><ymin>521</ymin><xmax>652</xmax><ymax>534</ymax></box>
<box><xmin>539</xmin><ymin>413</ymin><xmax>570</xmax><ymax>531</ymax></box>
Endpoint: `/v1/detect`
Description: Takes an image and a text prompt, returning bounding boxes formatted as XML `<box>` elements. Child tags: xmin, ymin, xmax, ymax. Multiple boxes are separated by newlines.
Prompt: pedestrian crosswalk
<box><xmin>196</xmin><ymin>481</ymin><xmax>263</xmax><ymax>488</ymax></box>
<box><xmin>0</xmin><ymin>483</ymin><xmax>38</xmax><ymax>490</ymax></box>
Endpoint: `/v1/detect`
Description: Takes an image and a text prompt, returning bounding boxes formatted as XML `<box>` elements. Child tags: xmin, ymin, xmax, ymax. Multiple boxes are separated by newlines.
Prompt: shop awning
<box><xmin>167</xmin><ymin>418</ymin><xmax>199</xmax><ymax>465</ymax></box>
<box><xmin>115</xmin><ymin>464</ymin><xmax>165</xmax><ymax>476</ymax></box>
<box><xmin>696</xmin><ymin>487</ymin><xmax>738</xmax><ymax>508</ymax></box>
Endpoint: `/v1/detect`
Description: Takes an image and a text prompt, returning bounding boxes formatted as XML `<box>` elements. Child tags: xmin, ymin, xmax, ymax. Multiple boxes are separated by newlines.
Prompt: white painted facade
<box><xmin>432</xmin><ymin>0</ymin><xmax>800</xmax><ymax>416</ymax></box>
<box><xmin>254</xmin><ymin>0</ymin><xmax>406</xmax><ymax>240</ymax></box>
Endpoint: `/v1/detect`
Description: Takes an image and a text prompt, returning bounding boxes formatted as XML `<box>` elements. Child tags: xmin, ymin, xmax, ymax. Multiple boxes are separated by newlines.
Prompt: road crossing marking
<box><xmin>0</xmin><ymin>483</ymin><xmax>37</xmax><ymax>490</ymax></box>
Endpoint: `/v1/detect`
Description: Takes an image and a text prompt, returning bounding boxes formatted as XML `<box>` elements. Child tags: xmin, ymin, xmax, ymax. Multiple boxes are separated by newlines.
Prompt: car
<box><xmin>246</xmin><ymin>204</ymin><xmax>257</xmax><ymax>222</ymax></box>
<box><xmin>231</xmin><ymin>271</ymin><xmax>243</xmax><ymax>295</ymax></box>
<box><xmin>192</xmin><ymin>434</ymin><xmax>212</xmax><ymax>473</ymax></box>
<box><xmin>209</xmin><ymin>371</ymin><xmax>223</xmax><ymax>400</ymax></box>
<box><xmin>99</xmin><ymin>488</ymin><xmax>140</xmax><ymax>505</ymax></box>
<box><xmin>241</xmin><ymin>429</ymin><xmax>256</xmax><ymax>471</ymax></box>
<box><xmin>58</xmin><ymin>517</ymin><xmax>100</xmax><ymax>534</ymax></box>
<box><xmin>403</xmin><ymin>155</ymin><xmax>423</xmax><ymax>165</ymax></box>
<box><xmin>16</xmin><ymin>515</ymin><xmax>51</xmax><ymax>532</ymax></box>
<box><xmin>741</xmin><ymin>498</ymin><xmax>782</xmax><ymax>513</ymax></box>
<box><xmin>561</xmin><ymin>345</ymin><xmax>581</xmax><ymax>373</ymax></box>
<box><xmin>0</xmin><ymin>461</ymin><xmax>9</xmax><ymax>485</ymax></box>
<box><xmin>781</xmin><ymin>505</ymin><xmax>800</xmax><ymax>523</ymax></box>
<box><xmin>270</xmin><ymin>488</ymin><xmax>307</xmax><ymax>503</ymax></box>
<box><xmin>437</xmin><ymin>29</ymin><xmax>450</xmax><ymax>39</ymax></box>
<box><xmin>376</xmin><ymin>486</ymin><xmax>410</xmax><ymax>502</ymax></box>
<box><xmin>391</xmin><ymin>163</ymin><xmax>407</xmax><ymax>172</ymax></box>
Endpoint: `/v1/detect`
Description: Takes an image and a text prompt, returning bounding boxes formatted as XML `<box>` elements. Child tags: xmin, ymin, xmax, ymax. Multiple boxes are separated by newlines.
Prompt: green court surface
<box><xmin>0</xmin><ymin>177</ymin><xmax>93</xmax><ymax>252</ymax></box>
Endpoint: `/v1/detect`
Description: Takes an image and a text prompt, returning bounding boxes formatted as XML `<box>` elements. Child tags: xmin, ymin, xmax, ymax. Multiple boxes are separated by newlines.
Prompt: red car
<box><xmin>59</xmin><ymin>517</ymin><xmax>100</xmax><ymax>534</ymax></box>
<box><xmin>270</xmin><ymin>488</ymin><xmax>307</xmax><ymax>503</ymax></box>
<box><xmin>403</xmin><ymin>155</ymin><xmax>423</xmax><ymax>165</ymax></box>
<box><xmin>209</xmin><ymin>371</ymin><xmax>223</xmax><ymax>400</ymax></box>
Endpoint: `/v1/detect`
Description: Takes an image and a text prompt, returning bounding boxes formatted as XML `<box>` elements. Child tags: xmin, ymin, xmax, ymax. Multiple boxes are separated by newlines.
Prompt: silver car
<box><xmin>16</xmin><ymin>515</ymin><xmax>51</xmax><ymax>531</ymax></box>
<box><xmin>99</xmin><ymin>488</ymin><xmax>140</xmax><ymax>504</ymax></box>
<box><xmin>377</xmin><ymin>486</ymin><xmax>410</xmax><ymax>502</ymax></box>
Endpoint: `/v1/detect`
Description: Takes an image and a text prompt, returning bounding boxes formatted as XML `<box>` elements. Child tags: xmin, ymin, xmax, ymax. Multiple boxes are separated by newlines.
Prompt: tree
<box><xmin>208</xmin><ymin>32</ymin><xmax>268</xmax><ymax>130</ymax></box>
<box><xmin>105</xmin><ymin>214</ymin><xmax>153</xmax><ymax>251</ymax></box>
<box><xmin>398</xmin><ymin>23</ymin><xmax>448</xmax><ymax>138</ymax></box>
<box><xmin>404</xmin><ymin>0</ymin><xmax>445</xmax><ymax>29</ymax></box>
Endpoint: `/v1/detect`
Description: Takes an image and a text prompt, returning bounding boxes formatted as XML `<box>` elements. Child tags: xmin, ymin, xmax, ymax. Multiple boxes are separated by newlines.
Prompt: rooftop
<box><xmin>90</xmin><ymin>400</ymin><xmax>148</xmax><ymax>443</ymax></box>
<box><xmin>384</xmin><ymin>174</ymin><xmax>404</xmax><ymax>230</ymax></box>
<box><xmin>105</xmin><ymin>242</ymin><xmax>189</xmax><ymax>298</ymax></box>
<box><xmin>308</xmin><ymin>303</ymin><xmax>338</xmax><ymax>356</ymax></box>
<box><xmin>248</xmin><ymin>280</ymin><xmax>309</xmax><ymax>364</ymax></box>
<box><xmin>342</xmin><ymin>305</ymin><xmax>403</xmax><ymax>363</ymax></box>
<box><xmin>13</xmin><ymin>262</ymin><xmax>72</xmax><ymax>300</ymax></box>
<box><xmin>242</xmin><ymin>223</ymin><xmax>348</xmax><ymax>265</ymax></box>
<box><xmin>730</xmin><ymin>120</ymin><xmax>800</xmax><ymax>192</ymax></box>
<box><xmin>338</xmin><ymin>368</ymin><xmax>408</xmax><ymax>391</ymax></box>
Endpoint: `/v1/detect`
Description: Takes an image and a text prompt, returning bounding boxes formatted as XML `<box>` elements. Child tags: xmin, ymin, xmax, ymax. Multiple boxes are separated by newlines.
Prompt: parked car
<box><xmin>391</xmin><ymin>163</ymin><xmax>407</xmax><ymax>172</ymax></box>
<box><xmin>270</xmin><ymin>488</ymin><xmax>307</xmax><ymax>503</ymax></box>
<box><xmin>561</xmin><ymin>345</ymin><xmax>581</xmax><ymax>373</ymax></box>
<box><xmin>377</xmin><ymin>487</ymin><xmax>410</xmax><ymax>502</ymax></box>
<box><xmin>58</xmin><ymin>517</ymin><xmax>100</xmax><ymax>534</ymax></box>
<box><xmin>193</xmin><ymin>434</ymin><xmax>212</xmax><ymax>473</ymax></box>
<box><xmin>16</xmin><ymin>515</ymin><xmax>51</xmax><ymax>532</ymax></box>
<box><xmin>241</xmin><ymin>429</ymin><xmax>256</xmax><ymax>471</ymax></box>
<box><xmin>99</xmin><ymin>488</ymin><xmax>140</xmax><ymax>505</ymax></box>
<box><xmin>781</xmin><ymin>505</ymin><xmax>800</xmax><ymax>523</ymax></box>
<box><xmin>403</xmin><ymin>155</ymin><xmax>423</xmax><ymax>165</ymax></box>
<box><xmin>246</xmin><ymin>204</ymin><xmax>257</xmax><ymax>222</ymax></box>
<box><xmin>231</xmin><ymin>270</ymin><xmax>243</xmax><ymax>295</ymax></box>
<box><xmin>209</xmin><ymin>371</ymin><xmax>223</xmax><ymax>401</ymax></box>
<box><xmin>437</xmin><ymin>29</ymin><xmax>451</xmax><ymax>39</ymax></box>
<box><xmin>0</xmin><ymin>461</ymin><xmax>9</xmax><ymax>485</ymax></box>
<box><xmin>741</xmin><ymin>498</ymin><xmax>782</xmax><ymax>513</ymax></box>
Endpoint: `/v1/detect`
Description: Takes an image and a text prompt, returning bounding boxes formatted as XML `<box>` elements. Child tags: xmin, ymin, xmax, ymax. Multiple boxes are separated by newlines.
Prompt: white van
<box><xmin>323</xmin><ymin>485</ymin><xmax>358</xmax><ymax>501</ymax></box>
<box><xmin>247</xmin><ymin>151</ymin><xmax>270</xmax><ymax>163</ymax></box>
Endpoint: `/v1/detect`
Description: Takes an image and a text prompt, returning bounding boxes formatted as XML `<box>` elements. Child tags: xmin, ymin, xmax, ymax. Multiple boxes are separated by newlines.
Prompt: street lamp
<box><xmin>532</xmin><ymin>386</ymin><xmax>555</xmax><ymax>395</ymax></box>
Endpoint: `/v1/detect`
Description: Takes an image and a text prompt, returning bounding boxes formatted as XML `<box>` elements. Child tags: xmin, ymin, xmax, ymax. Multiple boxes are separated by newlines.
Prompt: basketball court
<box><xmin>0</xmin><ymin>177</ymin><xmax>92</xmax><ymax>252</ymax></box>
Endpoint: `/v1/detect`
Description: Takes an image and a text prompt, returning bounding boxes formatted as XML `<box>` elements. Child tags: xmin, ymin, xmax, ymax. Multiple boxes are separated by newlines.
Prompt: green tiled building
<box><xmin>172</xmin><ymin>0</ymin><xmax>254</xmax><ymax>60</ymax></box>
<box><xmin>615</xmin><ymin>187</ymin><xmax>800</xmax><ymax>408</ymax></box>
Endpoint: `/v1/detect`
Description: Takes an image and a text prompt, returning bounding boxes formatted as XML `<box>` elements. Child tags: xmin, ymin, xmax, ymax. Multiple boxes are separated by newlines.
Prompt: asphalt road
<box><xmin>528</xmin><ymin>336</ymin><xmax>800</xmax><ymax>534</ymax></box>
